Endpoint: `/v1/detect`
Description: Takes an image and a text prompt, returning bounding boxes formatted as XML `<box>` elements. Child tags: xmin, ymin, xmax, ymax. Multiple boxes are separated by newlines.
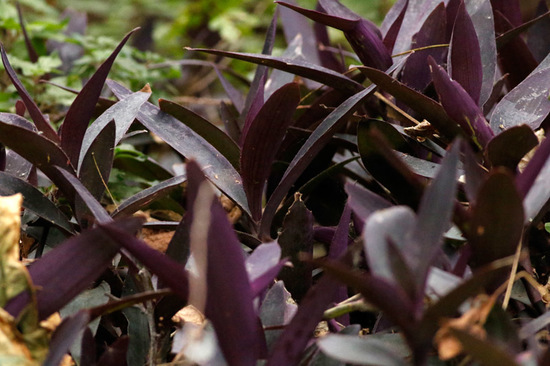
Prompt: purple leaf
<box><xmin>246</xmin><ymin>241</ymin><xmax>282</xmax><ymax>283</ymax></box>
<box><xmin>448</xmin><ymin>1</ymin><xmax>483</xmax><ymax>104</ymax></box>
<box><xmin>489</xmin><ymin>53</ymin><xmax>550</xmax><ymax>133</ymax></box>
<box><xmin>241</xmin><ymin>72</ymin><xmax>266</xmax><ymax>145</ymax></box>
<box><xmin>246</xmin><ymin>241</ymin><xmax>285</xmax><ymax>297</ymax></box>
<box><xmin>0</xmin><ymin>171</ymin><xmax>74</xmax><ymax>234</ymax></box>
<box><xmin>359</xmin><ymin>67</ymin><xmax>463</xmax><ymax>141</ymax></box>
<box><xmin>79</xmin><ymin>88</ymin><xmax>151</xmax><ymax>170</ymax></box>
<box><xmin>5</xmin><ymin>150</ymin><xmax>32</xmax><ymax>181</ymax></box>
<box><xmin>279</xmin><ymin>0</ymin><xmax>324</xmax><ymax>89</ymax></box>
<box><xmin>358</xmin><ymin>124</ymin><xmax>425</xmax><ymax>208</ymax></box>
<box><xmin>382</xmin><ymin>0</ymin><xmax>408</xmax><ymax>52</ymax></box>
<box><xmin>213</xmin><ymin>66</ymin><xmax>245</xmax><ymax>113</ymax></box>
<box><xmin>0</xmin><ymin>115</ymin><xmax>76</xmax><ymax>197</ymax></box>
<box><xmin>107</xmin><ymin>80</ymin><xmax>250</xmax><ymax>217</ymax></box>
<box><xmin>494</xmin><ymin>10</ymin><xmax>538</xmax><ymax>89</ymax></box>
<box><xmin>400</xmin><ymin>3</ymin><xmax>446</xmax><ymax>92</ymax></box>
<box><xmin>259</xmin><ymin>83</ymin><xmax>377</xmax><ymax>238</ymax></box>
<box><xmin>278</xmin><ymin>193</ymin><xmax>314</xmax><ymax>301</ymax></box>
<box><xmin>278</xmin><ymin>0</ymin><xmax>392</xmax><ymax>70</ymax></box>
<box><xmin>78</xmin><ymin>119</ymin><xmax>115</xmax><ymax>202</ymax></box>
<box><xmin>159</xmin><ymin>99</ymin><xmax>241</xmax><ymax>171</ymax></box>
<box><xmin>187</xmin><ymin>48</ymin><xmax>363</xmax><ymax>95</ymax></box>
<box><xmin>490</xmin><ymin>0</ymin><xmax>522</xmax><ymax>27</ymax></box>
<box><xmin>329</xmin><ymin>204</ymin><xmax>352</xmax><ymax>325</ymax></box>
<box><xmin>54</xmin><ymin>166</ymin><xmax>111</xmax><ymax>224</ymax></box>
<box><xmin>0</xmin><ymin>45</ymin><xmax>59</xmax><ymax>142</ymax></box>
<box><xmin>260</xmin><ymin>281</ymin><xmax>298</xmax><ymax>351</ymax></box>
<box><xmin>23</xmin><ymin>217</ymin><xmax>144</xmax><ymax>320</ymax></box>
<box><xmin>186</xmin><ymin>160</ymin><xmax>262</xmax><ymax>365</ymax></box>
<box><xmin>429</xmin><ymin>57</ymin><xmax>494</xmax><ymax>149</ymax></box>
<box><xmin>390</xmin><ymin>0</ymin><xmax>448</xmax><ymax>57</ymax></box>
<box><xmin>15</xmin><ymin>2</ymin><xmax>38</xmax><ymax>63</ymax></box>
<box><xmin>344</xmin><ymin>181</ymin><xmax>392</xmax><ymax>223</ymax></box>
<box><xmin>241</xmin><ymin>83</ymin><xmax>300</xmax><ymax>220</ymax></box>
<box><xmin>487</xmin><ymin>124</ymin><xmax>538</xmax><ymax>170</ymax></box>
<box><xmin>320</xmin><ymin>260</ymin><xmax>417</xmax><ymax>338</ymax></box>
<box><xmin>112</xmin><ymin>174</ymin><xmax>187</xmax><ymax>218</ymax></box>
<box><xmin>461</xmin><ymin>140</ymin><xmax>487</xmax><ymax>204</ymax></box>
<box><xmin>364</xmin><ymin>206</ymin><xmax>416</xmax><ymax>285</ymax></box>
<box><xmin>518</xmin><ymin>134</ymin><xmax>550</xmax><ymax>222</ymax></box>
<box><xmin>527</xmin><ymin>1</ymin><xmax>550</xmax><ymax>63</ymax></box>
<box><xmin>410</xmin><ymin>141</ymin><xmax>460</xmax><ymax>287</ymax></box>
<box><xmin>60</xmin><ymin>28</ymin><xmax>138</xmax><ymax>165</ymax></box>
<box><xmin>267</xmin><ymin>275</ymin><xmax>342</xmax><ymax>365</ymax></box>
<box><xmin>468</xmin><ymin>170</ymin><xmax>524</xmax><ymax>268</ymax></box>
<box><xmin>44</xmin><ymin>311</ymin><xmax>91</xmax><ymax>366</ymax></box>
<box><xmin>466</xmin><ymin>0</ymin><xmax>497</xmax><ymax>108</ymax></box>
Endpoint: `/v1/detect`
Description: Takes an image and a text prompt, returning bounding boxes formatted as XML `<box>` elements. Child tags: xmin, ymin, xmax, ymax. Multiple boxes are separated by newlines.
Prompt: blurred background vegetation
<box><xmin>0</xmin><ymin>0</ymin><xmax>394</xmax><ymax>114</ymax></box>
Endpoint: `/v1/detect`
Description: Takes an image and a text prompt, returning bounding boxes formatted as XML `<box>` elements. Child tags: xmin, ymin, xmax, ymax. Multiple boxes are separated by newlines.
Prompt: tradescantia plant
<box><xmin>2</xmin><ymin>0</ymin><xmax>550</xmax><ymax>365</ymax></box>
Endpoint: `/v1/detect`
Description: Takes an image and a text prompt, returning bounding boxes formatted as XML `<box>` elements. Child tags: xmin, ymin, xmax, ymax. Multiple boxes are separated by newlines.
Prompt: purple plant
<box><xmin>2</xmin><ymin>0</ymin><xmax>550</xmax><ymax>365</ymax></box>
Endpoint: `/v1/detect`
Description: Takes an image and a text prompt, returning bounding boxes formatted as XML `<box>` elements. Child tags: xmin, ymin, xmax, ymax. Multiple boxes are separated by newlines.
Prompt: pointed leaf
<box><xmin>489</xmin><ymin>53</ymin><xmax>550</xmax><ymax>133</ymax></box>
<box><xmin>54</xmin><ymin>167</ymin><xmax>111</xmax><ymax>224</ymax></box>
<box><xmin>26</xmin><ymin>217</ymin><xmax>144</xmax><ymax>320</ymax></box>
<box><xmin>78</xmin><ymin>119</ymin><xmax>115</xmax><ymax>202</ymax></box>
<box><xmin>345</xmin><ymin>181</ymin><xmax>392</xmax><ymax>223</ymax></box>
<box><xmin>358</xmin><ymin>124</ymin><xmax>425</xmax><ymax>208</ymax></box>
<box><xmin>494</xmin><ymin>11</ymin><xmax>538</xmax><ymax>89</ymax></box>
<box><xmin>246</xmin><ymin>241</ymin><xmax>285</xmax><ymax>297</ymax></box>
<box><xmin>278</xmin><ymin>0</ymin><xmax>392</xmax><ymax>69</ymax></box>
<box><xmin>277</xmin><ymin>193</ymin><xmax>314</xmax><ymax>301</ymax></box>
<box><xmin>15</xmin><ymin>3</ymin><xmax>38</xmax><ymax>63</ymax></box>
<box><xmin>159</xmin><ymin>99</ymin><xmax>241</xmax><ymax>171</ymax></box>
<box><xmin>466</xmin><ymin>0</ymin><xmax>497</xmax><ymax>107</ymax></box>
<box><xmin>0</xmin><ymin>115</ymin><xmax>76</xmax><ymax>196</ymax></box>
<box><xmin>259</xmin><ymin>83</ymin><xmax>377</xmax><ymax>238</ymax></box>
<box><xmin>107</xmin><ymin>80</ymin><xmax>250</xmax><ymax>217</ymax></box>
<box><xmin>390</xmin><ymin>0</ymin><xmax>446</xmax><ymax>56</ymax></box>
<box><xmin>429</xmin><ymin>57</ymin><xmax>494</xmax><ymax>148</ymax></box>
<box><xmin>187</xmin><ymin>47</ymin><xmax>363</xmax><ymax>94</ymax></box>
<box><xmin>410</xmin><ymin>141</ymin><xmax>460</xmax><ymax>286</ymax></box>
<box><xmin>241</xmin><ymin>83</ymin><xmax>300</xmax><ymax>220</ymax></box>
<box><xmin>44</xmin><ymin>311</ymin><xmax>91</xmax><ymax>366</ymax></box>
<box><xmin>364</xmin><ymin>206</ymin><xmax>416</xmax><ymax>283</ymax></box>
<box><xmin>0</xmin><ymin>45</ymin><xmax>58</xmax><ymax>142</ymax></box>
<box><xmin>79</xmin><ymin>89</ymin><xmax>151</xmax><ymax>170</ymax></box>
<box><xmin>382</xmin><ymin>0</ymin><xmax>408</xmax><ymax>52</ymax></box>
<box><xmin>448</xmin><ymin>1</ymin><xmax>483</xmax><ymax>104</ymax></box>
<box><xmin>400</xmin><ymin>3</ymin><xmax>446</xmax><ymax>92</ymax></box>
<box><xmin>112</xmin><ymin>174</ymin><xmax>186</xmax><ymax>218</ymax></box>
<box><xmin>267</xmin><ymin>275</ymin><xmax>342</xmax><ymax>366</ymax></box>
<box><xmin>60</xmin><ymin>28</ymin><xmax>138</xmax><ymax>165</ymax></box>
<box><xmin>260</xmin><ymin>281</ymin><xmax>298</xmax><ymax>351</ymax></box>
<box><xmin>320</xmin><ymin>260</ymin><xmax>416</xmax><ymax>337</ymax></box>
<box><xmin>186</xmin><ymin>160</ymin><xmax>261</xmax><ymax>365</ymax></box>
<box><xmin>0</xmin><ymin>171</ymin><xmax>74</xmax><ymax>234</ymax></box>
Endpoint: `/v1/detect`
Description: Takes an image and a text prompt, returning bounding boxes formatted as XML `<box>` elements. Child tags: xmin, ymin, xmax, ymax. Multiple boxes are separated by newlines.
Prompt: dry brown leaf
<box><xmin>434</xmin><ymin>294</ymin><xmax>496</xmax><ymax>360</ymax></box>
